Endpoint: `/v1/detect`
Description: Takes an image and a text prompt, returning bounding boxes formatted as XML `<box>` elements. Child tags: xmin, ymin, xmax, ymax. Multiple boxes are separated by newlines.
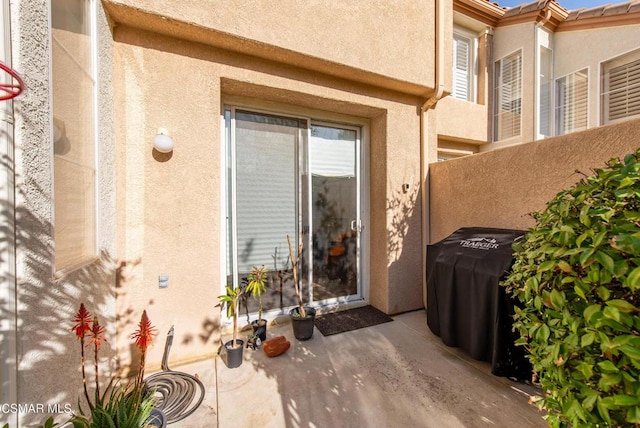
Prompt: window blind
<box><xmin>605</xmin><ymin>58</ymin><xmax>640</xmax><ymax>122</ymax></box>
<box><xmin>602</xmin><ymin>50</ymin><xmax>640</xmax><ymax>124</ymax></box>
<box><xmin>453</xmin><ymin>34</ymin><xmax>471</xmax><ymax>101</ymax></box>
<box><xmin>494</xmin><ymin>51</ymin><xmax>522</xmax><ymax>141</ymax></box>
<box><xmin>555</xmin><ymin>69</ymin><xmax>588</xmax><ymax>135</ymax></box>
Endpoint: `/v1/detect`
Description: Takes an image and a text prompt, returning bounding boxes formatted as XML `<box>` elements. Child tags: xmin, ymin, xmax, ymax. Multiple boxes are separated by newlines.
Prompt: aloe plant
<box><xmin>218</xmin><ymin>285</ymin><xmax>243</xmax><ymax>348</ymax></box>
<box><xmin>246</xmin><ymin>265</ymin><xmax>268</xmax><ymax>322</ymax></box>
<box><xmin>69</xmin><ymin>305</ymin><xmax>158</xmax><ymax>428</ymax></box>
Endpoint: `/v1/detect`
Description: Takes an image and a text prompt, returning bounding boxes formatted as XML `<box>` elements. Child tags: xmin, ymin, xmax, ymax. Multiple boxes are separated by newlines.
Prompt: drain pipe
<box><xmin>420</xmin><ymin>0</ymin><xmax>445</xmax><ymax>307</ymax></box>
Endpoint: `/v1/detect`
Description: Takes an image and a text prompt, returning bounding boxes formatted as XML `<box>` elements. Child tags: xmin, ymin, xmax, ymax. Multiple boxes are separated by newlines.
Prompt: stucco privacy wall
<box><xmin>112</xmin><ymin>17</ymin><xmax>429</xmax><ymax>366</ymax></box>
<box><xmin>429</xmin><ymin>118</ymin><xmax>640</xmax><ymax>247</ymax></box>
<box><xmin>7</xmin><ymin>0</ymin><xmax>116</xmax><ymax>425</ymax></box>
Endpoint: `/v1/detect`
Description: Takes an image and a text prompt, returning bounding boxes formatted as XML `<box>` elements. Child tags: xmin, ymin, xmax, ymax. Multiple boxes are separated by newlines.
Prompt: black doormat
<box><xmin>314</xmin><ymin>305</ymin><xmax>393</xmax><ymax>336</ymax></box>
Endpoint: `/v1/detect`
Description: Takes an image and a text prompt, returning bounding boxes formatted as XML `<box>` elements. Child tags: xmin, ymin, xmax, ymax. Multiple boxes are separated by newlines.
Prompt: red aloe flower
<box><xmin>72</xmin><ymin>303</ymin><xmax>93</xmax><ymax>410</ymax></box>
<box><xmin>131</xmin><ymin>310</ymin><xmax>157</xmax><ymax>352</ymax></box>
<box><xmin>86</xmin><ymin>316</ymin><xmax>106</xmax><ymax>350</ymax></box>
<box><xmin>86</xmin><ymin>316</ymin><xmax>106</xmax><ymax>399</ymax></box>
<box><xmin>71</xmin><ymin>303</ymin><xmax>92</xmax><ymax>340</ymax></box>
<box><xmin>131</xmin><ymin>310</ymin><xmax>157</xmax><ymax>389</ymax></box>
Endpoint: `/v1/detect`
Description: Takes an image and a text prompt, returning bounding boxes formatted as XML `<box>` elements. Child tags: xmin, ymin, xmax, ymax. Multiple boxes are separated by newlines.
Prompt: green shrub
<box><xmin>503</xmin><ymin>149</ymin><xmax>640</xmax><ymax>427</ymax></box>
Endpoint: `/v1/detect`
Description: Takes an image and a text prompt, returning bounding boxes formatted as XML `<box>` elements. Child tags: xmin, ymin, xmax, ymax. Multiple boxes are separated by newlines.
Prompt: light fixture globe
<box><xmin>153</xmin><ymin>128</ymin><xmax>174</xmax><ymax>153</ymax></box>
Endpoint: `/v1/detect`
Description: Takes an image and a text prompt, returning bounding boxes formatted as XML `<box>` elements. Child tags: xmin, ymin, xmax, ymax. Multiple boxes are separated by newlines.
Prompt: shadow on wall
<box><xmin>0</xmin><ymin>167</ymin><xmax>114</xmax><ymax>425</ymax></box>
<box><xmin>385</xmin><ymin>182</ymin><xmax>423</xmax><ymax>313</ymax></box>
<box><xmin>0</xmin><ymin>151</ymin><xmax>175</xmax><ymax>425</ymax></box>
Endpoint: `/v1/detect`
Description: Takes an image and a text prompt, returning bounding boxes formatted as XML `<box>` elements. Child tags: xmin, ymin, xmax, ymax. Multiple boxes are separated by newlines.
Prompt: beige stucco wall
<box><xmin>554</xmin><ymin>24</ymin><xmax>640</xmax><ymax>128</ymax></box>
<box><xmin>6</xmin><ymin>0</ymin><xmax>443</xmax><ymax>417</ymax></box>
<box><xmin>103</xmin><ymin>0</ymin><xmax>439</xmax><ymax>96</ymax></box>
<box><xmin>111</xmin><ymin>0</ymin><xmax>436</xmax><ymax>366</ymax></box>
<box><xmin>436</xmin><ymin>96</ymin><xmax>489</xmax><ymax>144</ymax></box>
<box><xmin>429</xmin><ymin>118</ymin><xmax>640</xmax><ymax>245</ymax></box>
<box><xmin>8</xmin><ymin>0</ymin><xmax>117</xmax><ymax>425</ymax></box>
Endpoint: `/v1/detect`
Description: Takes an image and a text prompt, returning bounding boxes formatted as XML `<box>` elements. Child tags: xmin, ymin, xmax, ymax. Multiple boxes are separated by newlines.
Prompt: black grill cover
<box><xmin>426</xmin><ymin>227</ymin><xmax>531</xmax><ymax>381</ymax></box>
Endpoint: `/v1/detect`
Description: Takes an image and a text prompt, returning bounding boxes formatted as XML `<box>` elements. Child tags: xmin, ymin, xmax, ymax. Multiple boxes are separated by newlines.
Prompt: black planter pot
<box><xmin>289</xmin><ymin>307</ymin><xmax>316</xmax><ymax>341</ymax></box>
<box><xmin>251</xmin><ymin>319</ymin><xmax>267</xmax><ymax>343</ymax></box>
<box><xmin>224</xmin><ymin>339</ymin><xmax>244</xmax><ymax>368</ymax></box>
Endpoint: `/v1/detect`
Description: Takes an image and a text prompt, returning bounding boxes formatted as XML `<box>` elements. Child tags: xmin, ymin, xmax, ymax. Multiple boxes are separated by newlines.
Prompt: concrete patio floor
<box><xmin>169</xmin><ymin>309</ymin><xmax>547</xmax><ymax>427</ymax></box>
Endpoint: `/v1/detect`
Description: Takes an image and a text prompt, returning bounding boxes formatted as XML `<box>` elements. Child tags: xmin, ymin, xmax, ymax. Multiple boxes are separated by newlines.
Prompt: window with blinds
<box><xmin>555</xmin><ymin>69</ymin><xmax>588</xmax><ymax>136</ymax></box>
<box><xmin>52</xmin><ymin>0</ymin><xmax>97</xmax><ymax>272</ymax></box>
<box><xmin>493</xmin><ymin>50</ymin><xmax>522</xmax><ymax>141</ymax></box>
<box><xmin>539</xmin><ymin>47</ymin><xmax>553</xmax><ymax>138</ymax></box>
<box><xmin>602</xmin><ymin>49</ymin><xmax>640</xmax><ymax>124</ymax></box>
<box><xmin>452</xmin><ymin>32</ymin><xmax>473</xmax><ymax>102</ymax></box>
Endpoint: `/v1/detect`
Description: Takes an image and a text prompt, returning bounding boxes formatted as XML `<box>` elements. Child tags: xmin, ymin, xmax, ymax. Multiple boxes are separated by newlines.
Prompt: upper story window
<box><xmin>556</xmin><ymin>69</ymin><xmax>588</xmax><ymax>136</ymax></box>
<box><xmin>493</xmin><ymin>50</ymin><xmax>522</xmax><ymax>141</ymax></box>
<box><xmin>601</xmin><ymin>49</ymin><xmax>640</xmax><ymax>125</ymax></box>
<box><xmin>51</xmin><ymin>0</ymin><xmax>97</xmax><ymax>273</ymax></box>
<box><xmin>452</xmin><ymin>30</ymin><xmax>476</xmax><ymax>102</ymax></box>
<box><xmin>538</xmin><ymin>46</ymin><xmax>553</xmax><ymax>139</ymax></box>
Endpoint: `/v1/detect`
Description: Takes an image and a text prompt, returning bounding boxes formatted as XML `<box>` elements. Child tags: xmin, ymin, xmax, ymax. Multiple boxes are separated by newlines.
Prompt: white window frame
<box><xmin>600</xmin><ymin>48</ymin><xmax>640</xmax><ymax>125</ymax></box>
<box><xmin>219</xmin><ymin>100</ymin><xmax>371</xmax><ymax>322</ymax></box>
<box><xmin>555</xmin><ymin>68</ymin><xmax>589</xmax><ymax>136</ymax></box>
<box><xmin>452</xmin><ymin>27</ymin><xmax>477</xmax><ymax>103</ymax></box>
<box><xmin>493</xmin><ymin>49</ymin><xmax>523</xmax><ymax>142</ymax></box>
<box><xmin>51</xmin><ymin>0</ymin><xmax>99</xmax><ymax>276</ymax></box>
<box><xmin>537</xmin><ymin>46</ymin><xmax>553</xmax><ymax>139</ymax></box>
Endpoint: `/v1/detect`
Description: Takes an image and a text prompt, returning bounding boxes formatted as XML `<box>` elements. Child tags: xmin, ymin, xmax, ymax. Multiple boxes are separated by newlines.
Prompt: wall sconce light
<box><xmin>153</xmin><ymin>128</ymin><xmax>174</xmax><ymax>153</ymax></box>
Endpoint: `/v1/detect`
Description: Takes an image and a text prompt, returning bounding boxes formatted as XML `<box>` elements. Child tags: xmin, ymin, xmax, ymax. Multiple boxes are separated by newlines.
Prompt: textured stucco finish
<box><xmin>112</xmin><ymin>16</ymin><xmax>431</xmax><ymax>367</ymax></box>
<box><xmin>6</xmin><ymin>0</ymin><xmax>447</xmax><ymax>415</ymax></box>
<box><xmin>8</xmin><ymin>0</ymin><xmax>116</xmax><ymax>424</ymax></box>
<box><xmin>436</xmin><ymin>96</ymin><xmax>489</xmax><ymax>143</ymax></box>
<box><xmin>429</xmin><ymin>118</ymin><xmax>640</xmax><ymax>245</ymax></box>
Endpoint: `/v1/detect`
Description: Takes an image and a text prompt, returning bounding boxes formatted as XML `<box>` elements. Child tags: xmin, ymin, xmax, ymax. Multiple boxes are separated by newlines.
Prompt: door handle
<box><xmin>350</xmin><ymin>219</ymin><xmax>363</xmax><ymax>233</ymax></box>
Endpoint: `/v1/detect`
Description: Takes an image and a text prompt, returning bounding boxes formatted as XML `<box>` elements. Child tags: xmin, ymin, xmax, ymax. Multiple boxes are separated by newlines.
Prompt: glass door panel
<box><xmin>228</xmin><ymin>110</ymin><xmax>304</xmax><ymax>314</ymax></box>
<box><xmin>225</xmin><ymin>109</ymin><xmax>362</xmax><ymax>316</ymax></box>
<box><xmin>309</xmin><ymin>125</ymin><xmax>359</xmax><ymax>301</ymax></box>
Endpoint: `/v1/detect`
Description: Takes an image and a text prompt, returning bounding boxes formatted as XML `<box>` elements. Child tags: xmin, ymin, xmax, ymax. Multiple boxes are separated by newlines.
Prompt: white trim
<box><xmin>452</xmin><ymin>27</ymin><xmax>477</xmax><ymax>103</ymax></box>
<box><xmin>493</xmin><ymin>48</ymin><xmax>523</xmax><ymax>142</ymax></box>
<box><xmin>554</xmin><ymin>67</ymin><xmax>589</xmax><ymax>136</ymax></box>
<box><xmin>91</xmin><ymin>0</ymin><xmax>99</xmax><ymax>260</ymax></box>
<box><xmin>0</xmin><ymin>0</ymin><xmax>18</xmax><ymax>424</ymax></box>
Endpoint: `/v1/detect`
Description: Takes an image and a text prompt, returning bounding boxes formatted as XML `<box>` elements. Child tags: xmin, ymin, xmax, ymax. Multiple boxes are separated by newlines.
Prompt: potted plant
<box><xmin>286</xmin><ymin>234</ymin><xmax>316</xmax><ymax>340</ymax></box>
<box><xmin>246</xmin><ymin>264</ymin><xmax>269</xmax><ymax>343</ymax></box>
<box><xmin>218</xmin><ymin>284</ymin><xmax>244</xmax><ymax>368</ymax></box>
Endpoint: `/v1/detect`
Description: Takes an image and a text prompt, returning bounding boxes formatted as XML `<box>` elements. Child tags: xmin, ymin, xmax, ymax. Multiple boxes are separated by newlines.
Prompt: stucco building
<box><xmin>0</xmin><ymin>0</ymin><xmax>639</xmax><ymax>425</ymax></box>
<box><xmin>439</xmin><ymin>0</ymin><xmax>640</xmax><ymax>159</ymax></box>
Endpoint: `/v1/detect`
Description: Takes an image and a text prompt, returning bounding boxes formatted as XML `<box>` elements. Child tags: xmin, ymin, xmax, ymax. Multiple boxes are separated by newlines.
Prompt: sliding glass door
<box><xmin>224</xmin><ymin>108</ymin><xmax>363</xmax><ymax>315</ymax></box>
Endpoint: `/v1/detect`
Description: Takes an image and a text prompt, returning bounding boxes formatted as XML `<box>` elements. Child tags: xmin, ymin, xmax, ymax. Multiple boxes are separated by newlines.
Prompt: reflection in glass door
<box><xmin>224</xmin><ymin>108</ymin><xmax>362</xmax><ymax>315</ymax></box>
<box><xmin>308</xmin><ymin>125</ymin><xmax>360</xmax><ymax>302</ymax></box>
